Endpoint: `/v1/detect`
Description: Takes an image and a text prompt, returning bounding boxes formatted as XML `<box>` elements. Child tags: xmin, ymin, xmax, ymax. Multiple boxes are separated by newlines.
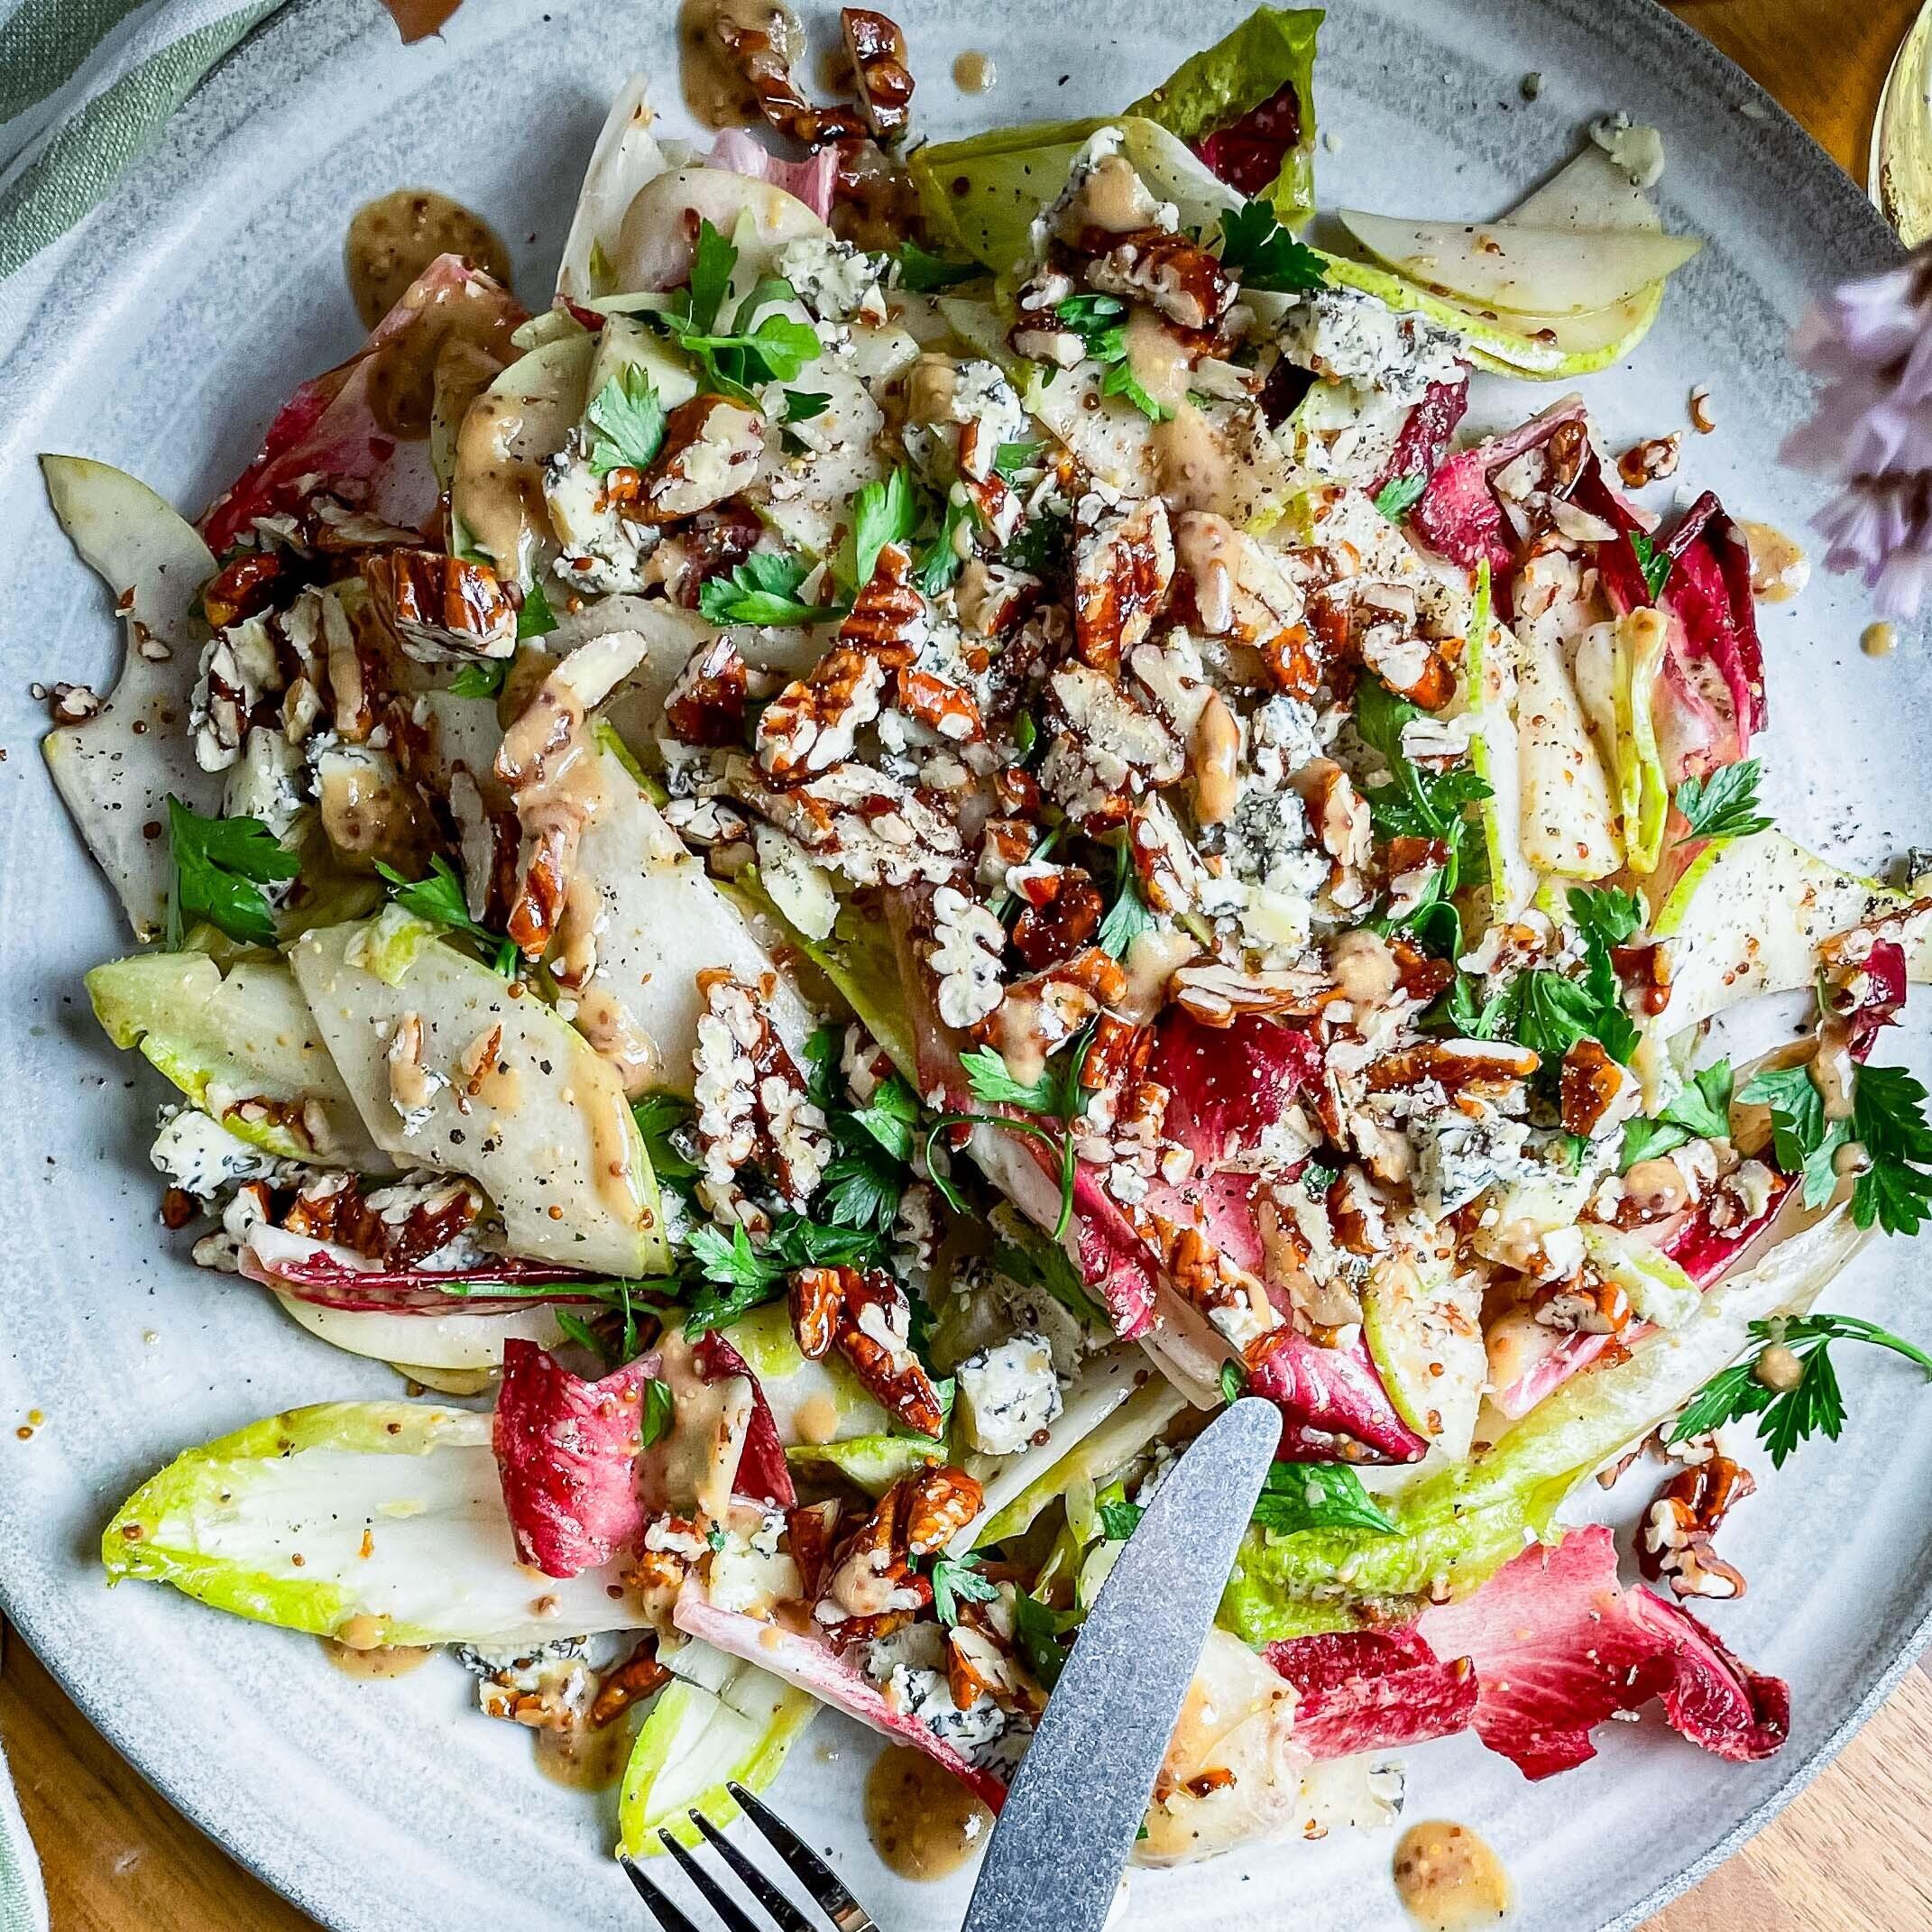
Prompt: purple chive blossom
<box><xmin>1782</xmin><ymin>247</ymin><xmax>1932</xmax><ymax>619</ymax></box>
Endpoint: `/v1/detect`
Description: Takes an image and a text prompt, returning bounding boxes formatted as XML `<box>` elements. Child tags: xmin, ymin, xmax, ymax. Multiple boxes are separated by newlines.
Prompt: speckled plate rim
<box><xmin>0</xmin><ymin>0</ymin><xmax>1918</xmax><ymax>1927</ymax></box>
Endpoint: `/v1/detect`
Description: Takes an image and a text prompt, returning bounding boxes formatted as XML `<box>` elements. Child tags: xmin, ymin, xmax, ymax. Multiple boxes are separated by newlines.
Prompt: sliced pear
<box><xmin>1462</xmin><ymin>566</ymin><xmax>1536</xmax><ymax>922</ymax></box>
<box><xmin>1648</xmin><ymin>832</ymin><xmax>1925</xmax><ymax>1041</ymax></box>
<box><xmin>277</xmin><ymin>1298</ymin><xmax>566</xmax><ymax>1371</ymax></box>
<box><xmin>290</xmin><ymin>916</ymin><xmax>666</xmax><ymax>1275</ymax></box>
<box><xmin>1312</xmin><ymin>253</ymin><xmax>1568</xmax><ymax>376</ymax></box>
<box><xmin>1514</xmin><ymin>623</ymin><xmax>1623</xmax><ymax>879</ymax></box>
<box><xmin>41</xmin><ymin>456</ymin><xmax>218</xmax><ymax>941</ymax></box>
<box><xmin>1336</xmin><ymin>211</ymin><xmax>1700</xmax><ymax>318</ymax></box>
<box><xmin>611</xmin><ymin>167</ymin><xmax>825</xmax><ymax>295</ymax></box>
<box><xmin>1360</xmin><ymin>1260</ymin><xmax>1486</xmax><ymax>1463</ymax></box>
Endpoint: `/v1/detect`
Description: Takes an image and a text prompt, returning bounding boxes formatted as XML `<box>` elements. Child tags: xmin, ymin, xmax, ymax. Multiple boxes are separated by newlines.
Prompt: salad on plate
<box><xmin>43</xmin><ymin>0</ymin><xmax>1932</xmax><ymax>1885</ymax></box>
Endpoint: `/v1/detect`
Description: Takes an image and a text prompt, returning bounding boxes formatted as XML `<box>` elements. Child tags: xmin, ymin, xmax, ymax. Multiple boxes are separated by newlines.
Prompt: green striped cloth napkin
<box><xmin>0</xmin><ymin>1628</ymin><xmax>46</xmax><ymax>1932</ymax></box>
<box><xmin>0</xmin><ymin>0</ymin><xmax>287</xmax><ymax>278</ymax></box>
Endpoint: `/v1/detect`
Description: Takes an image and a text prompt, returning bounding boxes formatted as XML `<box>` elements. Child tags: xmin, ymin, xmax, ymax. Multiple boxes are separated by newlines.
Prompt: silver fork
<box><xmin>621</xmin><ymin>1780</ymin><xmax>882</xmax><ymax>1932</ymax></box>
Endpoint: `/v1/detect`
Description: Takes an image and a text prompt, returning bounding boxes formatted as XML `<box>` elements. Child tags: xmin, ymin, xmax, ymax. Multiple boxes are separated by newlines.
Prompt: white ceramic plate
<box><xmin>0</xmin><ymin>2</ymin><xmax>1925</xmax><ymax>1927</ymax></box>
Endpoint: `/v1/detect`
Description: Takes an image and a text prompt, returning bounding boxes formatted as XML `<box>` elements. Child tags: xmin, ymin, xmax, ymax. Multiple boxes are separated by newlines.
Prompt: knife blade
<box><xmin>961</xmin><ymin>1396</ymin><xmax>1281</xmax><ymax>1932</ymax></box>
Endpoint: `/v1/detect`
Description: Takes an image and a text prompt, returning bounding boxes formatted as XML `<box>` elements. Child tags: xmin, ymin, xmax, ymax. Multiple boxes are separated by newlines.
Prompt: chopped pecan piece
<box><xmin>757</xmin><ymin>646</ymin><xmax>888</xmax><ymax>780</ymax></box>
<box><xmin>789</xmin><ymin>1265</ymin><xmax>944</xmax><ymax>1436</ymax></box>
<box><xmin>664</xmin><ymin>636</ymin><xmax>752</xmax><ymax>748</ymax></box>
<box><xmin>590</xmin><ymin>1638</ymin><xmax>672</xmax><ymax>1726</ymax></box>
<box><xmin>1258</xmin><ymin>621</ymin><xmax>1324</xmax><ymax>700</ymax></box>
<box><xmin>895</xmin><ymin>665</ymin><xmax>982</xmax><ymax>742</ymax></box>
<box><xmin>838</xmin><ymin>540</ymin><xmax>927</xmax><ymax>664</ymax></box>
<box><xmin>281</xmin><ymin>1171</ymin><xmax>483</xmax><ymax>1269</ymax></box>
<box><xmin>1077</xmin><ymin>226</ymin><xmax>1233</xmax><ymax>332</ymax></box>
<box><xmin>902</xmin><ymin>1462</ymin><xmax>983</xmax><ymax>1553</ymax></box>
<box><xmin>709</xmin><ymin>1</ymin><xmax>869</xmax><ymax>146</ymax></box>
<box><xmin>976</xmin><ymin>947</ymin><xmax>1127</xmax><ymax>1065</ymax></box>
<box><xmin>1559</xmin><ymin>1036</ymin><xmax>1634</xmax><ymax>1138</ymax></box>
<box><xmin>1153</xmin><ymin>1214</ymin><xmax>1281</xmax><ymax>1353</ymax></box>
<box><xmin>202</xmin><ymin>550</ymin><xmax>289</xmax><ymax>630</ymax></box>
<box><xmin>615</xmin><ymin>396</ymin><xmax>764</xmax><ymax>523</ymax></box>
<box><xmin>787</xmin><ymin>1499</ymin><xmax>843</xmax><ymax>1599</ymax></box>
<box><xmin>1296</xmin><ymin>759</ymin><xmax>1373</xmax><ymax>873</ymax></box>
<box><xmin>1169</xmin><ymin>961</ymin><xmax>1328</xmax><ymax>1027</ymax></box>
<box><xmin>1532</xmin><ymin>1273</ymin><xmax>1633</xmax><ymax>1335</ymax></box>
<box><xmin>840</xmin><ymin>7</ymin><xmax>914</xmax><ymax>142</ymax></box>
<box><xmin>362</xmin><ymin>548</ymin><xmax>515</xmax><ymax>665</ymax></box>
<box><xmin>1357</xmin><ymin>621</ymin><xmax>1454</xmax><ymax>711</ymax></box>
<box><xmin>1640</xmin><ymin>1453</ymin><xmax>1754</xmax><ymax>1600</ymax></box>
<box><xmin>1010</xmin><ymin>867</ymin><xmax>1105</xmax><ymax>971</ymax></box>
<box><xmin>1365</xmin><ymin>1037</ymin><xmax>1540</xmax><ymax>1095</ymax></box>
<box><xmin>1072</xmin><ymin>498</ymin><xmax>1174</xmax><ymax>674</ymax></box>
<box><xmin>813</xmin><ymin>1476</ymin><xmax>943</xmax><ymax>1643</ymax></box>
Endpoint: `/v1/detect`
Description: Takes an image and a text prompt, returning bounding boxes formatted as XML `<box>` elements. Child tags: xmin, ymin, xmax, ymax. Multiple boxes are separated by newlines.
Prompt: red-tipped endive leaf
<box><xmin>238</xmin><ymin>1224</ymin><xmax>597</xmax><ymax>1313</ymax></box>
<box><xmin>703</xmin><ymin>131</ymin><xmax>839</xmax><ymax>221</ymax></box>
<box><xmin>1262</xmin><ymin>1629</ymin><xmax>1477</xmax><ymax>1759</ymax></box>
<box><xmin>1146</xmin><ymin>1009</ymin><xmax>1324</xmax><ymax>1166</ymax></box>
<box><xmin>493</xmin><ymin>1340</ymin><xmax>658</xmax><ymax>1579</ymax></box>
<box><xmin>1190</xmin><ymin>79</ymin><xmax>1303</xmax><ymax>199</ymax></box>
<box><xmin>1416</xmin><ymin>1524</ymin><xmax>1787</xmax><ymax>1777</ymax></box>
<box><xmin>1373</xmin><ymin>376</ymin><xmax>1470</xmax><ymax>498</ymax></box>
<box><xmin>673</xmin><ymin>1589</ymin><xmax>1009</xmax><ymax>1810</ymax></box>
<box><xmin>1246</xmin><ymin>1324</ymin><xmax>1430</xmax><ymax>1463</ymax></box>
<box><xmin>1409</xmin><ymin>394</ymin><xmax>1589</xmax><ymax>575</ymax></box>
<box><xmin>694</xmin><ymin>1333</ymin><xmax>796</xmax><ymax>1510</ymax></box>
<box><xmin>201</xmin><ymin>254</ymin><xmax>525</xmax><ymax>551</ymax></box>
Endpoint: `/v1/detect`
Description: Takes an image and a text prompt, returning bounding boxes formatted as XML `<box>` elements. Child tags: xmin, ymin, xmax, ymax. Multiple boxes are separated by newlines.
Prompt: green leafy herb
<box><xmin>697</xmin><ymin>552</ymin><xmax>829</xmax><ymax>628</ymax></box>
<box><xmin>448</xmin><ymin>658</ymin><xmax>509</xmax><ymax>699</ymax></box>
<box><xmin>993</xmin><ymin>438</ymin><xmax>1045</xmax><ymax>479</ymax></box>
<box><xmin>1011</xmin><ymin>1590</ymin><xmax>1072</xmax><ymax>1689</ymax></box>
<box><xmin>683</xmin><ymin>1210</ymin><xmax>885</xmax><ymax>1335</ymax></box>
<box><xmin>631</xmin><ymin>1092</ymin><xmax>701</xmax><ymax>1182</ymax></box>
<box><xmin>1099</xmin><ymin>354</ymin><xmax>1171</xmax><ymax>422</ymax></box>
<box><xmin>685</xmin><ymin>219</ymin><xmax>736</xmax><ymax>334</ymax></box>
<box><xmin>1097</xmin><ymin>1495</ymin><xmax>1145</xmax><ymax>1541</ymax></box>
<box><xmin>1249</xmin><ymin>1461</ymin><xmax>1400</xmax><ymax>1537</ymax></box>
<box><xmin>517</xmin><ymin>576</ymin><xmax>557</xmax><ymax>639</ymax></box>
<box><xmin>959</xmin><ymin>1045</ymin><xmax>1059</xmax><ymax>1112</ymax></box>
<box><xmin>846</xmin><ymin>466</ymin><xmax>922</xmax><ymax>588</ymax></box>
<box><xmin>165</xmin><ymin>796</ymin><xmax>298</xmax><ymax>949</ymax></box>
<box><xmin>929</xmin><ymin>1032</ymin><xmax>1093</xmax><ymax>1241</ymax></box>
<box><xmin>913</xmin><ymin>493</ymin><xmax>971</xmax><ymax>597</ymax></box>
<box><xmin>1053</xmin><ymin>292</ymin><xmax>1127</xmax><ymax>354</ymax></box>
<box><xmin>845</xmin><ymin>1073</ymin><xmax>921</xmax><ymax>1162</ymax></box>
<box><xmin>1737</xmin><ymin>1058</ymin><xmax>1932</xmax><ymax>1233</ymax></box>
<box><xmin>991</xmin><ymin>1235</ymin><xmax>1110</xmax><ymax>1330</ymax></box>
<box><xmin>1216</xmin><ymin>202</ymin><xmax>1329</xmax><ymax>293</ymax></box>
<box><xmin>1373</xmin><ymin>474</ymin><xmax>1428</xmax><ymax>523</ymax></box>
<box><xmin>639</xmin><ymin>1377</ymin><xmax>675</xmax><ymax>1449</ymax></box>
<box><xmin>931</xmin><ymin>1550</ymin><xmax>1000</xmax><ymax>1625</ymax></box>
<box><xmin>1013</xmin><ymin>710</ymin><xmax>1039</xmax><ymax>757</ymax></box>
<box><xmin>1672</xmin><ymin>1313</ymin><xmax>1932</xmax><ymax>1467</ymax></box>
<box><xmin>374</xmin><ymin>856</ymin><xmax>518</xmax><ymax>975</ymax></box>
<box><xmin>1674</xmin><ymin>759</ymin><xmax>1771</xmax><ymax>845</ymax></box>
<box><xmin>897</xmin><ymin>240</ymin><xmax>982</xmax><ymax>292</ymax></box>
<box><xmin>554</xmin><ymin>1310</ymin><xmax>603</xmax><ymax>1357</ymax></box>
<box><xmin>783</xmin><ymin>390</ymin><xmax>832</xmax><ymax>423</ymax></box>
<box><xmin>820</xmin><ymin>1147</ymin><xmax>905</xmax><ymax>1235</ymax></box>
<box><xmin>1630</xmin><ymin>530</ymin><xmax>1672</xmax><ymax>603</ymax></box>
<box><xmin>1097</xmin><ymin>859</ymin><xmax>1155</xmax><ymax>961</ymax></box>
<box><xmin>652</xmin><ymin>225</ymin><xmax>822</xmax><ymax>400</ymax></box>
<box><xmin>1219</xmin><ymin>1361</ymin><xmax>1246</xmax><ymax>1407</ymax></box>
<box><xmin>584</xmin><ymin>366</ymin><xmax>667</xmax><ymax>475</ymax></box>
<box><xmin>1619</xmin><ymin>1060</ymin><xmax>1734</xmax><ymax>1170</ymax></box>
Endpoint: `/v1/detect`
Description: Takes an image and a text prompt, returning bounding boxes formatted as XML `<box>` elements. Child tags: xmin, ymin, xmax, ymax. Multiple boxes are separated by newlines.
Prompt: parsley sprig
<box><xmin>1620</xmin><ymin>1060</ymin><xmax>1734</xmax><ymax>1171</ymax></box>
<box><xmin>931</xmin><ymin>1550</ymin><xmax>1000</xmax><ymax>1624</ymax></box>
<box><xmin>1672</xmin><ymin>1313</ymin><xmax>1932</xmax><ymax>1467</ymax></box>
<box><xmin>897</xmin><ymin>240</ymin><xmax>982</xmax><ymax>292</ymax></box>
<box><xmin>1629</xmin><ymin>530</ymin><xmax>1672</xmax><ymax>603</ymax></box>
<box><xmin>925</xmin><ymin>1032</ymin><xmax>1094</xmax><ymax>1240</ymax></box>
<box><xmin>164</xmin><ymin>796</ymin><xmax>298</xmax><ymax>949</ymax></box>
<box><xmin>1216</xmin><ymin>202</ymin><xmax>1328</xmax><ymax>293</ymax></box>
<box><xmin>1738</xmin><ymin>1059</ymin><xmax>1932</xmax><ymax>1233</ymax></box>
<box><xmin>374</xmin><ymin>856</ymin><xmax>519</xmax><ymax>975</ymax></box>
<box><xmin>682</xmin><ymin>1212</ymin><xmax>885</xmax><ymax>1336</ymax></box>
<box><xmin>1372</xmin><ymin>474</ymin><xmax>1428</xmax><ymax>523</ymax></box>
<box><xmin>584</xmin><ymin>367</ymin><xmax>667</xmax><ymax>475</ymax></box>
<box><xmin>1250</xmin><ymin>1461</ymin><xmax>1399</xmax><ymax>1537</ymax></box>
<box><xmin>697</xmin><ymin>553</ymin><xmax>828</xmax><ymax>628</ymax></box>
<box><xmin>1674</xmin><ymin>759</ymin><xmax>1771</xmax><ymax>844</ymax></box>
<box><xmin>1050</xmin><ymin>294</ymin><xmax>1170</xmax><ymax>421</ymax></box>
<box><xmin>651</xmin><ymin>222</ymin><xmax>823</xmax><ymax>402</ymax></box>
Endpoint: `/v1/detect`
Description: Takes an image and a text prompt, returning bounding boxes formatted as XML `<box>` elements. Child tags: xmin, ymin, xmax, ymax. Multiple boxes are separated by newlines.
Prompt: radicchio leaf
<box><xmin>1415</xmin><ymin>1523</ymin><xmax>1788</xmax><ymax>1777</ymax></box>
<box><xmin>703</xmin><ymin>131</ymin><xmax>839</xmax><ymax>222</ymax></box>
<box><xmin>238</xmin><ymin>1223</ymin><xmax>596</xmax><ymax>1314</ymax></box>
<box><xmin>1262</xmin><ymin>1628</ymin><xmax>1478</xmax><ymax>1758</ymax></box>
<box><xmin>1147</xmin><ymin>1009</ymin><xmax>1324</xmax><ymax>1165</ymax></box>
<box><xmin>1246</xmin><ymin>1324</ymin><xmax>1430</xmax><ymax>1464</ymax></box>
<box><xmin>694</xmin><ymin>1332</ymin><xmax>796</xmax><ymax>1510</ymax></box>
<box><xmin>673</xmin><ymin>1586</ymin><xmax>1010</xmax><ymax>1810</ymax></box>
<box><xmin>201</xmin><ymin>255</ymin><xmax>525</xmax><ymax>551</ymax></box>
<box><xmin>1408</xmin><ymin>395</ymin><xmax>1588</xmax><ymax>578</ymax></box>
<box><xmin>1372</xmin><ymin>376</ymin><xmax>1471</xmax><ymax>501</ymax></box>
<box><xmin>493</xmin><ymin>1339</ymin><xmax>656</xmax><ymax>1579</ymax></box>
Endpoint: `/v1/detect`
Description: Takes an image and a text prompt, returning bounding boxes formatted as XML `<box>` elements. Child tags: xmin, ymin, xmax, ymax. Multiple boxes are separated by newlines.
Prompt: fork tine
<box><xmin>621</xmin><ymin>1855</ymin><xmax>705</xmax><ymax>1932</ymax></box>
<box><xmin>726</xmin><ymin>1783</ymin><xmax>879</xmax><ymax>1932</ymax></box>
<box><xmin>658</xmin><ymin>1831</ymin><xmax>764</xmax><ymax>1932</ymax></box>
<box><xmin>689</xmin><ymin>1811</ymin><xmax>817</xmax><ymax>1932</ymax></box>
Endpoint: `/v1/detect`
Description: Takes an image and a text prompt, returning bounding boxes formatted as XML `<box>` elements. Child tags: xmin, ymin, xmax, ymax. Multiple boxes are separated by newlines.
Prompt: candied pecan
<box><xmin>1532</xmin><ymin>1273</ymin><xmax>1633</xmax><ymax>1335</ymax></box>
<box><xmin>838</xmin><ymin>540</ymin><xmax>926</xmax><ymax>666</ymax></box>
<box><xmin>590</xmin><ymin>1638</ymin><xmax>672</xmax><ymax>1726</ymax></box>
<box><xmin>787</xmin><ymin>1499</ymin><xmax>842</xmax><ymax>1598</ymax></box>
<box><xmin>1365</xmin><ymin>1037</ymin><xmax>1539</xmax><ymax>1095</ymax></box>
<box><xmin>1358</xmin><ymin>623</ymin><xmax>1454</xmax><ymax>710</ymax></box>
<box><xmin>1614</xmin><ymin>940</ymin><xmax>1672</xmax><ymax>1017</ymax></box>
<box><xmin>841</xmin><ymin>7</ymin><xmax>914</xmax><ymax>140</ymax></box>
<box><xmin>1072</xmin><ymin>499</ymin><xmax>1174</xmax><ymax>674</ymax></box>
<box><xmin>1389</xmin><ymin>937</ymin><xmax>1455</xmax><ymax>1007</ymax></box>
<box><xmin>789</xmin><ymin>1265</ymin><xmax>845</xmax><ymax>1361</ymax></box>
<box><xmin>661</xmin><ymin>502</ymin><xmax>764</xmax><ymax>609</ymax></box>
<box><xmin>709</xmin><ymin>3</ymin><xmax>868</xmax><ymax>146</ymax></box>
<box><xmin>1190</xmin><ymin>689</ymin><xmax>1240</xmax><ymax>827</ymax></box>
<box><xmin>1559</xmin><ymin>1037</ymin><xmax>1627</xmax><ymax>1137</ymax></box>
<box><xmin>627</xmin><ymin>397</ymin><xmax>765</xmax><ymax>521</ymax></box>
<box><xmin>896</xmin><ymin>666</ymin><xmax>983</xmax><ymax>742</ymax></box>
<box><xmin>902</xmin><ymin>1463</ymin><xmax>983</xmax><ymax>1553</ymax></box>
<box><xmin>281</xmin><ymin>1172</ymin><xmax>483</xmax><ymax>1269</ymax></box>
<box><xmin>362</xmin><ymin>548</ymin><xmax>515</xmax><ymax>665</ymax></box>
<box><xmin>202</xmin><ymin>550</ymin><xmax>289</xmax><ymax>630</ymax></box>
<box><xmin>1154</xmin><ymin>1214</ymin><xmax>1281</xmax><ymax>1353</ymax></box>
<box><xmin>1080</xmin><ymin>1010</ymin><xmax>1151</xmax><ymax>1096</ymax></box>
<box><xmin>758</xmin><ymin>646</ymin><xmax>887</xmax><ymax>780</ymax></box>
<box><xmin>664</xmin><ymin>635</ymin><xmax>752</xmax><ymax>748</ymax></box>
<box><xmin>814</xmin><ymin>1481</ymin><xmax>932</xmax><ymax>1642</ymax></box>
<box><xmin>1010</xmin><ymin>868</ymin><xmax>1105</xmax><ymax>971</ymax></box>
<box><xmin>992</xmin><ymin>764</ymin><xmax>1042</xmax><ymax>817</ymax></box>
<box><xmin>1077</xmin><ymin>226</ymin><xmax>1233</xmax><ymax>333</ymax></box>
<box><xmin>1618</xmin><ymin>434</ymin><xmax>1683</xmax><ymax>489</ymax></box>
<box><xmin>977</xmin><ymin>946</ymin><xmax>1127</xmax><ymax>1061</ymax></box>
<box><xmin>1258</xmin><ymin>623</ymin><xmax>1323</xmax><ymax>700</ymax></box>
<box><xmin>976</xmin><ymin>816</ymin><xmax>1035</xmax><ymax>894</ymax></box>
<box><xmin>1297</xmin><ymin>759</ymin><xmax>1372</xmax><ymax>872</ymax></box>
<box><xmin>1327</xmin><ymin>1165</ymin><xmax>1388</xmax><ymax>1256</ymax></box>
<box><xmin>1640</xmin><ymin>1454</ymin><xmax>1754</xmax><ymax>1600</ymax></box>
<box><xmin>1170</xmin><ymin>961</ymin><xmax>1327</xmax><ymax>1027</ymax></box>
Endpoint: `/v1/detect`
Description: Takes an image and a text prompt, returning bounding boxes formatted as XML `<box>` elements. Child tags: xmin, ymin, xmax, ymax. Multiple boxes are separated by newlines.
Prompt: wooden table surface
<box><xmin>5</xmin><ymin>2</ymin><xmax>1930</xmax><ymax>1927</ymax></box>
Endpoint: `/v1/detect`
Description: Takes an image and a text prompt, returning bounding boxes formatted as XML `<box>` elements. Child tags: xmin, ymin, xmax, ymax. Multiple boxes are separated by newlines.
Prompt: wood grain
<box><xmin>3</xmin><ymin>5</ymin><xmax>1926</xmax><ymax>1930</ymax></box>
